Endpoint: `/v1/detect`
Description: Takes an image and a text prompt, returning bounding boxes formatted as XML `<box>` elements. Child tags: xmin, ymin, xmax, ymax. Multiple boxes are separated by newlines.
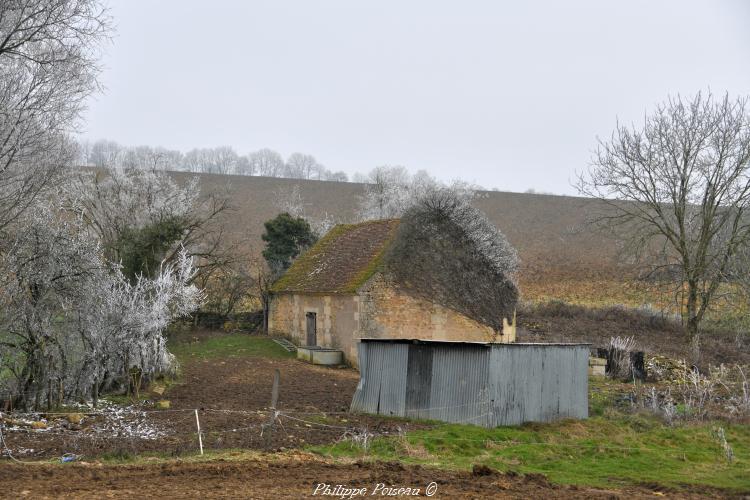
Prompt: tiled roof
<box><xmin>270</xmin><ymin>219</ymin><xmax>399</xmax><ymax>294</ymax></box>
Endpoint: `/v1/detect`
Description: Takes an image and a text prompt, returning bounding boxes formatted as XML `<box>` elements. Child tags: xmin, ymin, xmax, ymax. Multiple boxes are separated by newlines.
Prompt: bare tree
<box><xmin>181</xmin><ymin>146</ymin><xmax>240</xmax><ymax>174</ymax></box>
<box><xmin>577</xmin><ymin>92</ymin><xmax>750</xmax><ymax>358</ymax></box>
<box><xmin>79</xmin><ymin>141</ymin><xmax>351</xmax><ymax>182</ymax></box>
<box><xmin>731</xmin><ymin>241</ymin><xmax>750</xmax><ymax>310</ymax></box>
<box><xmin>235</xmin><ymin>155</ymin><xmax>253</xmax><ymax>176</ymax></box>
<box><xmin>65</xmin><ymin>167</ymin><xmax>238</xmax><ymax>286</ymax></box>
<box><xmin>272</xmin><ymin>183</ymin><xmax>339</xmax><ymax>237</ymax></box>
<box><xmin>357</xmin><ymin>165</ymin><xmax>411</xmax><ymax>219</ymax></box>
<box><xmin>357</xmin><ymin>166</ymin><xmax>476</xmax><ymax>221</ymax></box>
<box><xmin>285</xmin><ymin>152</ymin><xmax>318</xmax><ymax>179</ymax></box>
<box><xmin>249</xmin><ymin>148</ymin><xmax>284</xmax><ymax>177</ymax></box>
<box><xmin>0</xmin><ymin>0</ymin><xmax>111</xmax><ymax>233</ymax></box>
<box><xmin>326</xmin><ymin>170</ymin><xmax>349</xmax><ymax>182</ymax></box>
<box><xmin>212</xmin><ymin>146</ymin><xmax>240</xmax><ymax>175</ymax></box>
<box><xmin>89</xmin><ymin>139</ymin><xmax>123</xmax><ymax>167</ymax></box>
<box><xmin>122</xmin><ymin>145</ymin><xmax>182</xmax><ymax>170</ymax></box>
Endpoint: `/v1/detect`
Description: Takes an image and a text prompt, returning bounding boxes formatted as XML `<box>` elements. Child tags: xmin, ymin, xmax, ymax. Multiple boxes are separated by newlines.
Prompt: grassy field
<box><xmin>168</xmin><ymin>333</ymin><xmax>294</xmax><ymax>362</ymax></box>
<box><xmin>311</xmin><ymin>415</ymin><xmax>749</xmax><ymax>491</ymax></box>
<box><xmin>309</xmin><ymin>376</ymin><xmax>750</xmax><ymax>491</ymax></box>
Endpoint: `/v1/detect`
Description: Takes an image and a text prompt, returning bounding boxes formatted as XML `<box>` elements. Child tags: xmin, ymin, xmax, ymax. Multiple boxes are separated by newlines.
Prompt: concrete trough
<box><xmin>297</xmin><ymin>346</ymin><xmax>344</xmax><ymax>366</ymax></box>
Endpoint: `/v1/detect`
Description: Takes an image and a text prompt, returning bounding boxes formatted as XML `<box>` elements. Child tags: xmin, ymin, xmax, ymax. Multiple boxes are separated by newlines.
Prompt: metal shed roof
<box><xmin>359</xmin><ymin>338</ymin><xmax>591</xmax><ymax>347</ymax></box>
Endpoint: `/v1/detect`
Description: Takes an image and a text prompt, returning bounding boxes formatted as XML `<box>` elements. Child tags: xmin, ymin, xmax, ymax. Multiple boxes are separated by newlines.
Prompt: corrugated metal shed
<box><xmin>350</xmin><ymin>339</ymin><xmax>589</xmax><ymax>427</ymax></box>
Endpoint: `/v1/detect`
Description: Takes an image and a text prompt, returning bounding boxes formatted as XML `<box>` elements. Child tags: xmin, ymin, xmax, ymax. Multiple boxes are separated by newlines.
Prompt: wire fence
<box><xmin>0</xmin><ymin>398</ymin><xmax>503</xmax><ymax>461</ymax></box>
<box><xmin>0</xmin><ymin>404</ymin><xmax>390</xmax><ymax>463</ymax></box>
<box><xmin>1</xmin><ymin>403</ymin><xmax>732</xmax><ymax>466</ymax></box>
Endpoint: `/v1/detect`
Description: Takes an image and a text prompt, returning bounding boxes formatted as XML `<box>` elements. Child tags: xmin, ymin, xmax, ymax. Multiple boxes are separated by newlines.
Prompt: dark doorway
<box><xmin>306</xmin><ymin>312</ymin><xmax>317</xmax><ymax>346</ymax></box>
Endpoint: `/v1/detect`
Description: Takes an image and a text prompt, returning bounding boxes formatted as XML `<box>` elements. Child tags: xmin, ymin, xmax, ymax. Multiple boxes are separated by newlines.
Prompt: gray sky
<box><xmin>83</xmin><ymin>0</ymin><xmax>750</xmax><ymax>195</ymax></box>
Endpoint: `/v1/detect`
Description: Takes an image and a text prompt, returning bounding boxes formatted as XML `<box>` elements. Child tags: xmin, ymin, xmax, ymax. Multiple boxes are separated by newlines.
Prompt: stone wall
<box><xmin>358</xmin><ymin>274</ymin><xmax>514</xmax><ymax>344</ymax></box>
<box><xmin>268</xmin><ymin>292</ymin><xmax>360</xmax><ymax>363</ymax></box>
<box><xmin>268</xmin><ymin>273</ymin><xmax>515</xmax><ymax>369</ymax></box>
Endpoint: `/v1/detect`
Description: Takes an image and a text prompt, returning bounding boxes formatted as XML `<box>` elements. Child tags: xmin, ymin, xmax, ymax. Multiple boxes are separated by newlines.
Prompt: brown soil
<box><xmin>1</xmin><ymin>331</ymin><xmax>743</xmax><ymax>498</ymax></box>
<box><xmin>517</xmin><ymin>302</ymin><xmax>750</xmax><ymax>367</ymax></box>
<box><xmin>0</xmin><ymin>457</ymin><xmax>736</xmax><ymax>499</ymax></box>
<box><xmin>1</xmin><ymin>331</ymin><xmax>427</xmax><ymax>460</ymax></box>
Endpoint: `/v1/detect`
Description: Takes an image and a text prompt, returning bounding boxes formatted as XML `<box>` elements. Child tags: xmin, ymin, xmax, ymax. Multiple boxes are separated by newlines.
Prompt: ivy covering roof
<box><xmin>270</xmin><ymin>219</ymin><xmax>399</xmax><ymax>294</ymax></box>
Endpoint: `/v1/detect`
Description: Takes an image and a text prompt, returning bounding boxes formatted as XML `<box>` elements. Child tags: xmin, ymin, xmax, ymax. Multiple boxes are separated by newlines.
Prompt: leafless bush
<box><xmin>609</xmin><ymin>336</ymin><xmax>636</xmax><ymax>379</ymax></box>
<box><xmin>681</xmin><ymin>367</ymin><xmax>719</xmax><ymax>419</ymax></box>
<box><xmin>639</xmin><ymin>364</ymin><xmax>750</xmax><ymax>422</ymax></box>
<box><xmin>711</xmin><ymin>426</ymin><xmax>734</xmax><ymax>463</ymax></box>
<box><xmin>339</xmin><ymin>426</ymin><xmax>374</xmax><ymax>451</ymax></box>
<box><xmin>724</xmin><ymin>366</ymin><xmax>750</xmax><ymax>418</ymax></box>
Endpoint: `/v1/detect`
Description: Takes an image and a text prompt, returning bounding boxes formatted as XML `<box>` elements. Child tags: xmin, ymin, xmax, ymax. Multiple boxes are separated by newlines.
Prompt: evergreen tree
<box><xmin>262</xmin><ymin>213</ymin><xmax>317</xmax><ymax>276</ymax></box>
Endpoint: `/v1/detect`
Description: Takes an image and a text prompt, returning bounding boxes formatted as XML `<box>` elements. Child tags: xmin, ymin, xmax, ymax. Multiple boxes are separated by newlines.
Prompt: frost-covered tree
<box><xmin>66</xmin><ymin>167</ymin><xmax>200</xmax><ymax>261</ymax></box>
<box><xmin>357</xmin><ymin>166</ymin><xmax>476</xmax><ymax>220</ymax></box>
<box><xmin>0</xmin><ymin>202</ymin><xmax>201</xmax><ymax>409</ymax></box>
<box><xmin>272</xmin><ymin>184</ymin><xmax>339</xmax><ymax>237</ymax></box>
<box><xmin>272</xmin><ymin>184</ymin><xmax>306</xmax><ymax>218</ymax></box>
<box><xmin>0</xmin><ymin>3</ymin><xmax>206</xmax><ymax>409</ymax></box>
<box><xmin>66</xmin><ymin>166</ymin><xmax>247</xmax><ymax>318</ymax></box>
<box><xmin>386</xmin><ymin>185</ymin><xmax>519</xmax><ymax>333</ymax></box>
<box><xmin>66</xmin><ymin>167</ymin><xmax>233</xmax><ymax>276</ymax></box>
<box><xmin>0</xmin><ymin>0</ymin><xmax>111</xmax><ymax>232</ymax></box>
<box><xmin>89</xmin><ymin>139</ymin><xmax>124</xmax><ymax>167</ymax></box>
<box><xmin>357</xmin><ymin>166</ymin><xmax>411</xmax><ymax>219</ymax></box>
<box><xmin>121</xmin><ymin>145</ymin><xmax>183</xmax><ymax>171</ymax></box>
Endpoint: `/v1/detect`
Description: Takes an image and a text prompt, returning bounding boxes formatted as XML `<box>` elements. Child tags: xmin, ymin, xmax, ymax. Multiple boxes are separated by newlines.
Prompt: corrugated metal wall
<box><xmin>350</xmin><ymin>340</ymin><xmax>588</xmax><ymax>427</ymax></box>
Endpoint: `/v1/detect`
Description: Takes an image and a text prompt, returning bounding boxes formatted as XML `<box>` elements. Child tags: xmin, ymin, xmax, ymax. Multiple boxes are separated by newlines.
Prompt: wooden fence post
<box><xmin>194</xmin><ymin>409</ymin><xmax>204</xmax><ymax>455</ymax></box>
<box><xmin>264</xmin><ymin>369</ymin><xmax>280</xmax><ymax>447</ymax></box>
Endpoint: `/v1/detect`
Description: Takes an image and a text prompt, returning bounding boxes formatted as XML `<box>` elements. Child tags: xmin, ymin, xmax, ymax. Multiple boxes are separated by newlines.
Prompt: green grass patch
<box><xmin>168</xmin><ymin>334</ymin><xmax>294</xmax><ymax>363</ymax></box>
<box><xmin>311</xmin><ymin>414</ymin><xmax>750</xmax><ymax>492</ymax></box>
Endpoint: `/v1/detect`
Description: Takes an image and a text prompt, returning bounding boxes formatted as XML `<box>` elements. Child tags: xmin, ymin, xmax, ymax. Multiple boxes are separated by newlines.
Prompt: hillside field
<box><xmin>187</xmin><ymin>172</ymin><xmax>623</xmax><ymax>297</ymax></box>
<box><xmin>186</xmin><ymin>172</ymin><xmax>750</xmax><ymax>362</ymax></box>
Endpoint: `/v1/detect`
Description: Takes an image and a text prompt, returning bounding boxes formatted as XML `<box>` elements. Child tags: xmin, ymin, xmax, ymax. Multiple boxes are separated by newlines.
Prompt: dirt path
<box><xmin>0</xmin><ymin>456</ymin><xmax>729</xmax><ymax>499</ymax></box>
<box><xmin>169</xmin><ymin>354</ymin><xmax>359</xmax><ymax>412</ymax></box>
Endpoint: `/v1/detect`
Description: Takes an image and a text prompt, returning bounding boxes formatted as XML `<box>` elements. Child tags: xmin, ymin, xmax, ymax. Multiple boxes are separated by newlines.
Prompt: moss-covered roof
<box><xmin>270</xmin><ymin>219</ymin><xmax>399</xmax><ymax>294</ymax></box>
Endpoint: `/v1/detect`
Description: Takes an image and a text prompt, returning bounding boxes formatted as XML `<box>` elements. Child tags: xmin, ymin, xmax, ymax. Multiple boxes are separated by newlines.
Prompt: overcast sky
<box><xmin>82</xmin><ymin>0</ymin><xmax>750</xmax><ymax>195</ymax></box>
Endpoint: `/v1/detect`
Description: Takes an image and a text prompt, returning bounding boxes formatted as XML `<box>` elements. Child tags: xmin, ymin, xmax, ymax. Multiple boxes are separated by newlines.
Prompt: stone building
<box><xmin>268</xmin><ymin>219</ymin><xmax>517</xmax><ymax>367</ymax></box>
